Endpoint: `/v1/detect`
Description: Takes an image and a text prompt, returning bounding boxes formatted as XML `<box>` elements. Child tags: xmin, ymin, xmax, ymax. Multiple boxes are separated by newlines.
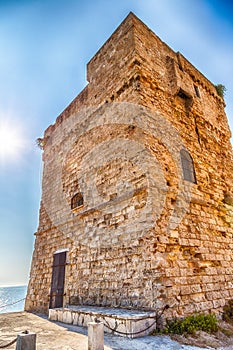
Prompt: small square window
<box><xmin>177</xmin><ymin>89</ymin><xmax>190</xmax><ymax>100</ymax></box>
<box><xmin>71</xmin><ymin>193</ymin><xmax>83</xmax><ymax>209</ymax></box>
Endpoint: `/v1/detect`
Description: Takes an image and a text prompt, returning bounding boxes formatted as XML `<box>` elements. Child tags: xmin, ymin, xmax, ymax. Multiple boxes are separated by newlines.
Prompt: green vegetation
<box><xmin>36</xmin><ymin>137</ymin><xmax>44</xmax><ymax>150</ymax></box>
<box><xmin>215</xmin><ymin>84</ymin><xmax>226</xmax><ymax>98</ymax></box>
<box><xmin>223</xmin><ymin>299</ymin><xmax>233</xmax><ymax>323</ymax></box>
<box><xmin>163</xmin><ymin>313</ymin><xmax>218</xmax><ymax>335</ymax></box>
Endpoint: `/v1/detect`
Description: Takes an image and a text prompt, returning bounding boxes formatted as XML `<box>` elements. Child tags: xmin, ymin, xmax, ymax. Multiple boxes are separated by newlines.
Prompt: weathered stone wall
<box><xmin>26</xmin><ymin>13</ymin><xmax>233</xmax><ymax>319</ymax></box>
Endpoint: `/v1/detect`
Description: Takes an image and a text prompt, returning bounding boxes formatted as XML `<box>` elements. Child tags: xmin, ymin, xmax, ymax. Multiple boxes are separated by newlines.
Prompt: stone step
<box><xmin>49</xmin><ymin>305</ymin><xmax>157</xmax><ymax>338</ymax></box>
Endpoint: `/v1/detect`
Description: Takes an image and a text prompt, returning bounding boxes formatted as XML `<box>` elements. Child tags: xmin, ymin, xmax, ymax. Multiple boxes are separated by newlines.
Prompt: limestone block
<box><xmin>48</xmin><ymin>309</ymin><xmax>57</xmax><ymax>321</ymax></box>
<box><xmin>63</xmin><ymin>310</ymin><xmax>72</xmax><ymax>324</ymax></box>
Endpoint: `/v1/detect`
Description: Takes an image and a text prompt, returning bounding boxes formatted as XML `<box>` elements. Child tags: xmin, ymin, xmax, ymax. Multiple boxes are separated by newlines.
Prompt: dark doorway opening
<box><xmin>49</xmin><ymin>251</ymin><xmax>67</xmax><ymax>309</ymax></box>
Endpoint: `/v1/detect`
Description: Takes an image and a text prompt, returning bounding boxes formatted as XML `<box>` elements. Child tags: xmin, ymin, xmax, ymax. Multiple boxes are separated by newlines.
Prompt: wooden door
<box><xmin>49</xmin><ymin>251</ymin><xmax>66</xmax><ymax>309</ymax></box>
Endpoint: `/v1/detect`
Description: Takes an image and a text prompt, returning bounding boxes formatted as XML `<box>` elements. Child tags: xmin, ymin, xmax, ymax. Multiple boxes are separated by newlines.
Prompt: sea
<box><xmin>0</xmin><ymin>285</ymin><xmax>27</xmax><ymax>314</ymax></box>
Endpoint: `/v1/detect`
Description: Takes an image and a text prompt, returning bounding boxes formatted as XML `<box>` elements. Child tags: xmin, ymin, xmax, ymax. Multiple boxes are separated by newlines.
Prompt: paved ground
<box><xmin>0</xmin><ymin>311</ymin><xmax>217</xmax><ymax>349</ymax></box>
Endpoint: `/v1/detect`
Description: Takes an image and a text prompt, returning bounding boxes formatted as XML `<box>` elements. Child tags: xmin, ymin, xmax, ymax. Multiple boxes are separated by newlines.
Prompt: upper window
<box><xmin>180</xmin><ymin>149</ymin><xmax>196</xmax><ymax>183</ymax></box>
<box><xmin>194</xmin><ymin>85</ymin><xmax>200</xmax><ymax>98</ymax></box>
<box><xmin>177</xmin><ymin>88</ymin><xmax>191</xmax><ymax>100</ymax></box>
<box><xmin>71</xmin><ymin>193</ymin><xmax>84</xmax><ymax>209</ymax></box>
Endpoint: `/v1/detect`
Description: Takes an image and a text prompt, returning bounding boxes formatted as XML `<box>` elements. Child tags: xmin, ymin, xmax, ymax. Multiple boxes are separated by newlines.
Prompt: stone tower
<box><xmin>25</xmin><ymin>13</ymin><xmax>233</xmax><ymax>319</ymax></box>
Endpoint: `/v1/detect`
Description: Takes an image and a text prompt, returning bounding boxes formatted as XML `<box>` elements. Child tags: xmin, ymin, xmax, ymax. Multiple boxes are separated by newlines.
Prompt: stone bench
<box><xmin>49</xmin><ymin>305</ymin><xmax>157</xmax><ymax>338</ymax></box>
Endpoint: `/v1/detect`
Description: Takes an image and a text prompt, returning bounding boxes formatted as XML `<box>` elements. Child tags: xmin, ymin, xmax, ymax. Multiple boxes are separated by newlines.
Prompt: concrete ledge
<box><xmin>49</xmin><ymin>305</ymin><xmax>156</xmax><ymax>338</ymax></box>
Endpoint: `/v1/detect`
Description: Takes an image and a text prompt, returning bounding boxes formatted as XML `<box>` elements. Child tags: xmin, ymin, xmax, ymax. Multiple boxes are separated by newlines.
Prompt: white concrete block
<box><xmin>88</xmin><ymin>322</ymin><xmax>104</xmax><ymax>350</ymax></box>
<box><xmin>16</xmin><ymin>332</ymin><xmax>36</xmax><ymax>350</ymax></box>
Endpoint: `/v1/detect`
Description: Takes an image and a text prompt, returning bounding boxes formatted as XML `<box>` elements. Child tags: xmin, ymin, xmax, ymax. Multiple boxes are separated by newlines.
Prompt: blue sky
<box><xmin>0</xmin><ymin>0</ymin><xmax>232</xmax><ymax>286</ymax></box>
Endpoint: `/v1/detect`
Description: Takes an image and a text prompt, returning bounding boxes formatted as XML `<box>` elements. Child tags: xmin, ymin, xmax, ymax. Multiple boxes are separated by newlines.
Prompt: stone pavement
<box><xmin>0</xmin><ymin>311</ymin><xmax>217</xmax><ymax>350</ymax></box>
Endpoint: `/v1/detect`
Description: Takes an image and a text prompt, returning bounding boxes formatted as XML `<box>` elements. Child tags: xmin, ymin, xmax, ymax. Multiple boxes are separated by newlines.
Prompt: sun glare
<box><xmin>0</xmin><ymin>122</ymin><xmax>25</xmax><ymax>162</ymax></box>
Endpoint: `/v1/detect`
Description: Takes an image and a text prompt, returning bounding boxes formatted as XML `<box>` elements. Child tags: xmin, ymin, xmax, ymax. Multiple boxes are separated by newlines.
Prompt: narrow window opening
<box><xmin>71</xmin><ymin>193</ymin><xmax>83</xmax><ymax>209</ymax></box>
<box><xmin>194</xmin><ymin>85</ymin><xmax>200</xmax><ymax>98</ymax></box>
<box><xmin>180</xmin><ymin>149</ymin><xmax>196</xmax><ymax>183</ymax></box>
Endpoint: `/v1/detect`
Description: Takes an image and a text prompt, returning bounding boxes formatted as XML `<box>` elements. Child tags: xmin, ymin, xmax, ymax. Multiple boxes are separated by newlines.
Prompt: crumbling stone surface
<box><xmin>25</xmin><ymin>13</ymin><xmax>233</xmax><ymax>320</ymax></box>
